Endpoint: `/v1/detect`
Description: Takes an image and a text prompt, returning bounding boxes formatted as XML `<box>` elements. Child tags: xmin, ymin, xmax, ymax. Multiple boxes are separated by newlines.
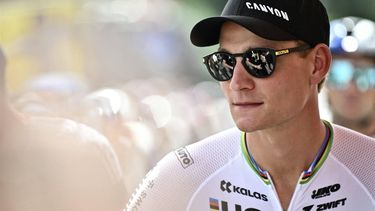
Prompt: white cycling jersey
<box><xmin>126</xmin><ymin>121</ymin><xmax>375</xmax><ymax>211</ymax></box>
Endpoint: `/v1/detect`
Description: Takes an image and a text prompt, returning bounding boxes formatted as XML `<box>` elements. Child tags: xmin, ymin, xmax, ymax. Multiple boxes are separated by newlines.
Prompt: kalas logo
<box><xmin>220</xmin><ymin>180</ymin><xmax>268</xmax><ymax>201</ymax></box>
<box><xmin>209</xmin><ymin>198</ymin><xmax>260</xmax><ymax>211</ymax></box>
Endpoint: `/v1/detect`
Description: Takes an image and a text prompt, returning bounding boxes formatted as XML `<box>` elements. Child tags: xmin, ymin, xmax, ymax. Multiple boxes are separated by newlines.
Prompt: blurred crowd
<box><xmin>0</xmin><ymin>0</ymin><xmax>234</xmax><ymax>205</ymax></box>
<box><xmin>10</xmin><ymin>74</ymin><xmax>235</xmax><ymax>199</ymax></box>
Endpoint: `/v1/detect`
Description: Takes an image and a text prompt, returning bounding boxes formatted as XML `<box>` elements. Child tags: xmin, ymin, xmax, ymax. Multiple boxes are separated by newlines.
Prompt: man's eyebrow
<box><xmin>217</xmin><ymin>46</ymin><xmax>230</xmax><ymax>53</ymax></box>
<box><xmin>217</xmin><ymin>46</ymin><xmax>261</xmax><ymax>54</ymax></box>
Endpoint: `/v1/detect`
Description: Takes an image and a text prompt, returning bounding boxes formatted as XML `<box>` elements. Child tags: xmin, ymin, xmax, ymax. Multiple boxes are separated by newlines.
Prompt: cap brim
<box><xmin>190</xmin><ymin>16</ymin><xmax>296</xmax><ymax>47</ymax></box>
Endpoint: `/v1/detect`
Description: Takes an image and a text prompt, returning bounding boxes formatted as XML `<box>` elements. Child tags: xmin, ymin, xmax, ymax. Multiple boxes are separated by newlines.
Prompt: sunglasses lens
<box><xmin>328</xmin><ymin>60</ymin><xmax>353</xmax><ymax>89</ymax></box>
<box><xmin>355</xmin><ymin>67</ymin><xmax>375</xmax><ymax>91</ymax></box>
<box><xmin>243</xmin><ymin>49</ymin><xmax>275</xmax><ymax>78</ymax></box>
<box><xmin>205</xmin><ymin>53</ymin><xmax>235</xmax><ymax>81</ymax></box>
<box><xmin>328</xmin><ymin>60</ymin><xmax>375</xmax><ymax>91</ymax></box>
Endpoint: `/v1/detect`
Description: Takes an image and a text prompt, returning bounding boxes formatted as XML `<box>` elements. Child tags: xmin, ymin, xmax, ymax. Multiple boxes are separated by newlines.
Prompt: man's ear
<box><xmin>309</xmin><ymin>43</ymin><xmax>332</xmax><ymax>86</ymax></box>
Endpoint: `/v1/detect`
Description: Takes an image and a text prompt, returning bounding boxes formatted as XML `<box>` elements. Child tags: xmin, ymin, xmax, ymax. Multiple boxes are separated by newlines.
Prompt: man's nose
<box><xmin>229</xmin><ymin>58</ymin><xmax>256</xmax><ymax>91</ymax></box>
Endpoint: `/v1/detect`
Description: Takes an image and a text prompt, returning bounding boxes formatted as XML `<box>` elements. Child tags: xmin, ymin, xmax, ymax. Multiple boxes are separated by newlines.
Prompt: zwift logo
<box><xmin>303</xmin><ymin>198</ymin><xmax>347</xmax><ymax>211</ymax></box>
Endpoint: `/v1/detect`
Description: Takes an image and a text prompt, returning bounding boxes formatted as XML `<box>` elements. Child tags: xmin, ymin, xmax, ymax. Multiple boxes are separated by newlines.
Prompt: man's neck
<box><xmin>246</xmin><ymin>118</ymin><xmax>326</xmax><ymax>174</ymax></box>
<box><xmin>245</xmin><ymin>111</ymin><xmax>327</xmax><ymax>210</ymax></box>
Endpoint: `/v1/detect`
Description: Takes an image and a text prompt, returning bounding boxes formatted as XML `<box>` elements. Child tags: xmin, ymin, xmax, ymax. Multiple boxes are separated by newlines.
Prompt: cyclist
<box><xmin>127</xmin><ymin>0</ymin><xmax>375</xmax><ymax>210</ymax></box>
<box><xmin>325</xmin><ymin>16</ymin><xmax>375</xmax><ymax>137</ymax></box>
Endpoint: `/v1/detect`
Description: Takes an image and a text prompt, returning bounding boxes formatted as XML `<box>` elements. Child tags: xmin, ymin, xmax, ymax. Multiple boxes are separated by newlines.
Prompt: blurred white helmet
<box><xmin>330</xmin><ymin>16</ymin><xmax>375</xmax><ymax>57</ymax></box>
<box><xmin>84</xmin><ymin>88</ymin><xmax>137</xmax><ymax>120</ymax></box>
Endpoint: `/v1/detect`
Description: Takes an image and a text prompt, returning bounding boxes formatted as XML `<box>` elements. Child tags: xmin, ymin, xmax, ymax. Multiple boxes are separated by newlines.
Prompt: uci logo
<box><xmin>209</xmin><ymin>198</ymin><xmax>260</xmax><ymax>211</ymax></box>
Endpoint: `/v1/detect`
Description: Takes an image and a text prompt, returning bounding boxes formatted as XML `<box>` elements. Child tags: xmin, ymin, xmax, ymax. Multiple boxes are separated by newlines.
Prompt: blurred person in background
<box><xmin>79</xmin><ymin>87</ymin><xmax>149</xmax><ymax>200</ymax></box>
<box><xmin>12</xmin><ymin>72</ymin><xmax>87</xmax><ymax>118</ymax></box>
<box><xmin>127</xmin><ymin>0</ymin><xmax>375</xmax><ymax>210</ymax></box>
<box><xmin>0</xmin><ymin>47</ymin><xmax>127</xmax><ymax>210</ymax></box>
<box><xmin>326</xmin><ymin>16</ymin><xmax>375</xmax><ymax>137</ymax></box>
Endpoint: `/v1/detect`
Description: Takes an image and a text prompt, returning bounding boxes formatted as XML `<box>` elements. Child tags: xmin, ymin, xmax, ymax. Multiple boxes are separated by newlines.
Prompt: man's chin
<box><xmin>234</xmin><ymin>120</ymin><xmax>262</xmax><ymax>133</ymax></box>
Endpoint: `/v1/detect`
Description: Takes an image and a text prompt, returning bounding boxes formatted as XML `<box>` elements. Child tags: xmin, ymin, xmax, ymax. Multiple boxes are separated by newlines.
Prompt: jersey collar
<box><xmin>241</xmin><ymin>120</ymin><xmax>334</xmax><ymax>185</ymax></box>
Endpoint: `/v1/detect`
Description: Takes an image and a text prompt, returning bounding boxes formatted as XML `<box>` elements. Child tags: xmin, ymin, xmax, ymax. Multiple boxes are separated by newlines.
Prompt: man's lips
<box><xmin>232</xmin><ymin>102</ymin><xmax>264</xmax><ymax>106</ymax></box>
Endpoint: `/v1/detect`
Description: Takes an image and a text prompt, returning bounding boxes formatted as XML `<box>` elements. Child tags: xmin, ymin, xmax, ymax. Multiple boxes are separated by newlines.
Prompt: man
<box><xmin>126</xmin><ymin>0</ymin><xmax>375</xmax><ymax>210</ymax></box>
<box><xmin>0</xmin><ymin>48</ymin><xmax>127</xmax><ymax>210</ymax></box>
<box><xmin>325</xmin><ymin>16</ymin><xmax>375</xmax><ymax>137</ymax></box>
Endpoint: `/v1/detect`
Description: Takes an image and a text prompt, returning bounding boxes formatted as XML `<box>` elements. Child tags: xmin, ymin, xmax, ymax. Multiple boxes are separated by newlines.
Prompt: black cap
<box><xmin>190</xmin><ymin>0</ymin><xmax>330</xmax><ymax>47</ymax></box>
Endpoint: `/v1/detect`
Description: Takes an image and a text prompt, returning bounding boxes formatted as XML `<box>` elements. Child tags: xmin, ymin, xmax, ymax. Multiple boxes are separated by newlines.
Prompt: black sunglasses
<box><xmin>203</xmin><ymin>45</ymin><xmax>311</xmax><ymax>81</ymax></box>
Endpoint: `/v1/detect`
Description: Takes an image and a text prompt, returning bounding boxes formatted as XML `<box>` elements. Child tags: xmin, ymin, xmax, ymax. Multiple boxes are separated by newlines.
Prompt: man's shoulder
<box><xmin>126</xmin><ymin>127</ymin><xmax>243</xmax><ymax>211</ymax></box>
<box><xmin>331</xmin><ymin>123</ymin><xmax>375</xmax><ymax>157</ymax></box>
<box><xmin>187</xmin><ymin>127</ymin><xmax>242</xmax><ymax>154</ymax></box>
<box><xmin>330</xmin><ymin>123</ymin><xmax>375</xmax><ymax>199</ymax></box>
<box><xmin>161</xmin><ymin>127</ymin><xmax>242</xmax><ymax>170</ymax></box>
<box><xmin>331</xmin><ymin>123</ymin><xmax>375</xmax><ymax>148</ymax></box>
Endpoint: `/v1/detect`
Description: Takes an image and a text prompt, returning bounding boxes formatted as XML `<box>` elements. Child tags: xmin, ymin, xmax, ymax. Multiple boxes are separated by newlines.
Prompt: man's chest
<box><xmin>186</xmin><ymin>155</ymin><xmax>374</xmax><ymax>211</ymax></box>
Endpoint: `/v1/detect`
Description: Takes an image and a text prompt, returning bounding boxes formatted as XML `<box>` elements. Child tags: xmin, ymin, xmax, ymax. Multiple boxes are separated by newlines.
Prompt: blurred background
<box><xmin>1</xmin><ymin>0</ymin><xmax>374</xmax><ymax>201</ymax></box>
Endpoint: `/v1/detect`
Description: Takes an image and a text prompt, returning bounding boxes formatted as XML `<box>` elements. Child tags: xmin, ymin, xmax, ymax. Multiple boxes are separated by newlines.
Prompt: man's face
<box><xmin>326</xmin><ymin>55</ymin><xmax>375</xmax><ymax>121</ymax></box>
<box><xmin>218</xmin><ymin>22</ymin><xmax>315</xmax><ymax>132</ymax></box>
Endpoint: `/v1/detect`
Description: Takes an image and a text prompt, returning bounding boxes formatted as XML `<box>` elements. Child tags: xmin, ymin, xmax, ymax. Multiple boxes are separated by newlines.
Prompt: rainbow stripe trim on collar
<box><xmin>240</xmin><ymin>120</ymin><xmax>334</xmax><ymax>185</ymax></box>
